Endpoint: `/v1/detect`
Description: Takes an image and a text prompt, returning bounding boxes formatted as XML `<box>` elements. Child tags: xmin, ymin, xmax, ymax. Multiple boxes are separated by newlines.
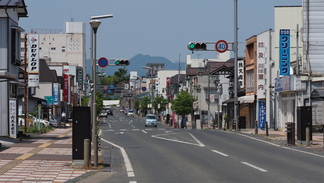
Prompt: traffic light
<box><xmin>89</xmin><ymin>83</ymin><xmax>94</xmax><ymax>93</ymax></box>
<box><xmin>188</xmin><ymin>42</ymin><xmax>207</xmax><ymax>51</ymax></box>
<box><xmin>115</xmin><ymin>59</ymin><xmax>130</xmax><ymax>66</ymax></box>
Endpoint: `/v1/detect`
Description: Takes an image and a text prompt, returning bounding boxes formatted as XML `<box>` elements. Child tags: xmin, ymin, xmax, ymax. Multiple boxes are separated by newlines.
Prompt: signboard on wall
<box><xmin>63</xmin><ymin>66</ymin><xmax>70</xmax><ymax>102</ymax></box>
<box><xmin>258</xmin><ymin>100</ymin><xmax>266</xmax><ymax>130</ymax></box>
<box><xmin>257</xmin><ymin>41</ymin><xmax>265</xmax><ymax>99</ymax></box>
<box><xmin>279</xmin><ymin>29</ymin><xmax>290</xmax><ymax>76</ymax></box>
<box><xmin>9</xmin><ymin>99</ymin><xmax>17</xmax><ymax>138</ymax></box>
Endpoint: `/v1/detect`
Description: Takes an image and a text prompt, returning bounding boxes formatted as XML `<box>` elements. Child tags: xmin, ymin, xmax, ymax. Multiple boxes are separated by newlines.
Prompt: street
<box><xmin>97</xmin><ymin>109</ymin><xmax>324</xmax><ymax>183</ymax></box>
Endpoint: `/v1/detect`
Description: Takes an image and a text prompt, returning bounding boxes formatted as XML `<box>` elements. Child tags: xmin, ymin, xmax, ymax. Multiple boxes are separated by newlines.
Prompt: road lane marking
<box><xmin>132</xmin><ymin>129</ymin><xmax>140</xmax><ymax>131</ymax></box>
<box><xmin>212</xmin><ymin>150</ymin><xmax>229</xmax><ymax>157</ymax></box>
<box><xmin>127</xmin><ymin>171</ymin><xmax>135</xmax><ymax>177</ymax></box>
<box><xmin>188</xmin><ymin>133</ymin><xmax>205</xmax><ymax>147</ymax></box>
<box><xmin>241</xmin><ymin>162</ymin><xmax>267</xmax><ymax>172</ymax></box>
<box><xmin>142</xmin><ymin>130</ymin><xmax>147</xmax><ymax>134</ymax></box>
<box><xmin>120</xmin><ymin>129</ymin><xmax>127</xmax><ymax>131</ymax></box>
<box><xmin>101</xmin><ymin>138</ymin><xmax>134</xmax><ymax>177</ymax></box>
<box><xmin>152</xmin><ymin>132</ymin><xmax>205</xmax><ymax>147</ymax></box>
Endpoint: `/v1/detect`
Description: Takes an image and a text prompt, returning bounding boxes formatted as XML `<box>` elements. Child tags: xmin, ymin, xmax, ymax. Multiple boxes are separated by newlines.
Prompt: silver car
<box><xmin>145</xmin><ymin>114</ymin><xmax>157</xmax><ymax>127</ymax></box>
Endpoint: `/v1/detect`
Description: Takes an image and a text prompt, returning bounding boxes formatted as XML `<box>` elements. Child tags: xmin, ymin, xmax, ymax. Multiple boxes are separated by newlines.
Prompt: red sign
<box><xmin>63</xmin><ymin>68</ymin><xmax>69</xmax><ymax>102</ymax></box>
<box><xmin>215</xmin><ymin>40</ymin><xmax>228</xmax><ymax>53</ymax></box>
<box><xmin>166</xmin><ymin>77</ymin><xmax>170</xmax><ymax>95</ymax></box>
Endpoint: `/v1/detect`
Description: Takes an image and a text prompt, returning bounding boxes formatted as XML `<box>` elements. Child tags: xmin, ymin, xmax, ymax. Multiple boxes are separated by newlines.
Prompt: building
<box><xmin>0</xmin><ymin>0</ymin><xmax>28</xmax><ymax>137</ymax></box>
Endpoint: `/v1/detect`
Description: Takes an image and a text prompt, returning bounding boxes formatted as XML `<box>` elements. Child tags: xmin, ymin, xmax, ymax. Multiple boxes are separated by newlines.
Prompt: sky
<box><xmin>20</xmin><ymin>0</ymin><xmax>302</xmax><ymax>63</ymax></box>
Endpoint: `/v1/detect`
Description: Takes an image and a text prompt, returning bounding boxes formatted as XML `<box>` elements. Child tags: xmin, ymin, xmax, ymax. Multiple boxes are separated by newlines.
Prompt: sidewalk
<box><xmin>0</xmin><ymin>127</ymin><xmax>96</xmax><ymax>183</ymax></box>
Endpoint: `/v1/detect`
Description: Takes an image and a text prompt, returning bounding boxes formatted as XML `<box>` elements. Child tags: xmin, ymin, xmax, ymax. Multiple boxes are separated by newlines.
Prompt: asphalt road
<box><xmin>95</xmin><ymin>109</ymin><xmax>324</xmax><ymax>183</ymax></box>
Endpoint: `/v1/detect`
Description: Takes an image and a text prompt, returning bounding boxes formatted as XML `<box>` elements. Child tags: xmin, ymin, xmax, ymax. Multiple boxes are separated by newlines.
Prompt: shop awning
<box><xmin>238</xmin><ymin>95</ymin><xmax>255</xmax><ymax>103</ymax></box>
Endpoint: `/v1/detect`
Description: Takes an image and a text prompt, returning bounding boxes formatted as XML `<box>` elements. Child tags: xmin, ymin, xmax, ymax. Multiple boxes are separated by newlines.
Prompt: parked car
<box><xmin>99</xmin><ymin>110</ymin><xmax>108</xmax><ymax>118</ymax></box>
<box><xmin>106</xmin><ymin>108</ymin><xmax>113</xmax><ymax>116</ymax></box>
<box><xmin>18</xmin><ymin>114</ymin><xmax>51</xmax><ymax>127</ymax></box>
<box><xmin>145</xmin><ymin>114</ymin><xmax>157</xmax><ymax>127</ymax></box>
<box><xmin>49</xmin><ymin>114</ymin><xmax>59</xmax><ymax>127</ymax></box>
<box><xmin>127</xmin><ymin>109</ymin><xmax>134</xmax><ymax>117</ymax></box>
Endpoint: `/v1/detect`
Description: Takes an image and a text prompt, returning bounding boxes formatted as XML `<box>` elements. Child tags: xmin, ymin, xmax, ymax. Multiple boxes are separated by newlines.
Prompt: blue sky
<box><xmin>20</xmin><ymin>0</ymin><xmax>302</xmax><ymax>63</ymax></box>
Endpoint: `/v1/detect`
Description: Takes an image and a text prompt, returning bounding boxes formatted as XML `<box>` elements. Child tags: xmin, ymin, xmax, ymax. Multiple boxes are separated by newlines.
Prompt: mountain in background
<box><xmin>85</xmin><ymin>54</ymin><xmax>186</xmax><ymax>77</ymax></box>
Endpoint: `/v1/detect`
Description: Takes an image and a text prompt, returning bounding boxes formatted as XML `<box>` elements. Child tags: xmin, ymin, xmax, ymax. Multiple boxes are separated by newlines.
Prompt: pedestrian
<box><xmin>61</xmin><ymin>111</ymin><xmax>66</xmax><ymax>123</ymax></box>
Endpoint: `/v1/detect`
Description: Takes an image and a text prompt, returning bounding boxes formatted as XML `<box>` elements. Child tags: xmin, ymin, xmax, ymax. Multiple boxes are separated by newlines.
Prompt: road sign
<box><xmin>99</xmin><ymin>67</ymin><xmax>106</xmax><ymax>72</ymax></box>
<box><xmin>215</xmin><ymin>40</ymin><xmax>228</xmax><ymax>53</ymax></box>
<box><xmin>103</xmin><ymin>85</ymin><xmax>108</xmax><ymax>90</ymax></box>
<box><xmin>98</xmin><ymin>57</ymin><xmax>108</xmax><ymax>67</ymax></box>
<box><xmin>142</xmin><ymin>87</ymin><xmax>147</xmax><ymax>91</ymax></box>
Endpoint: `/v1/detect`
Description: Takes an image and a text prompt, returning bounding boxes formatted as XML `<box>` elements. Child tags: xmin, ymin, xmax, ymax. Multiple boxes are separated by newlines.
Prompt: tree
<box><xmin>134</xmin><ymin>99</ymin><xmax>140</xmax><ymax>112</ymax></box>
<box><xmin>140</xmin><ymin>96</ymin><xmax>150</xmax><ymax>116</ymax></box>
<box><xmin>171</xmin><ymin>90</ymin><xmax>195</xmax><ymax>127</ymax></box>
<box><xmin>152</xmin><ymin>95</ymin><xmax>168</xmax><ymax>118</ymax></box>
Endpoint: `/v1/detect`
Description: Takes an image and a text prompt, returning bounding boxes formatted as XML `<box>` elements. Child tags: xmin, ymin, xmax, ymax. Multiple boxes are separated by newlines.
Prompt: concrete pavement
<box><xmin>0</xmin><ymin>127</ymin><xmax>100</xmax><ymax>183</ymax></box>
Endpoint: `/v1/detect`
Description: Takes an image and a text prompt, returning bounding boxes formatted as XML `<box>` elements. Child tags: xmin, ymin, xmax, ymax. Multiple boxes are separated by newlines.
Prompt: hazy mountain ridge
<box><xmin>86</xmin><ymin>54</ymin><xmax>186</xmax><ymax>77</ymax></box>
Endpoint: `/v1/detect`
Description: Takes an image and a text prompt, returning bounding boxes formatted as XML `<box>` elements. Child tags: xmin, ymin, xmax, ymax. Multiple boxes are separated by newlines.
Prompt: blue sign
<box><xmin>258</xmin><ymin>100</ymin><xmax>266</xmax><ymax>130</ymax></box>
<box><xmin>279</xmin><ymin>29</ymin><xmax>290</xmax><ymax>76</ymax></box>
<box><xmin>98</xmin><ymin>57</ymin><xmax>108</xmax><ymax>67</ymax></box>
<box><xmin>142</xmin><ymin>87</ymin><xmax>147</xmax><ymax>91</ymax></box>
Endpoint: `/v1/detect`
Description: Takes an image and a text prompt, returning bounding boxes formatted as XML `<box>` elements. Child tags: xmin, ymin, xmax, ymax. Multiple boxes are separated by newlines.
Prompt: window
<box><xmin>51</xmin><ymin>47</ymin><xmax>56</xmax><ymax>50</ymax></box>
<box><xmin>247</xmin><ymin>70</ymin><xmax>254</xmax><ymax>92</ymax></box>
<box><xmin>11</xmin><ymin>29</ymin><xmax>21</xmax><ymax>65</ymax></box>
<box><xmin>62</xmin><ymin>49</ymin><xmax>65</xmax><ymax>52</ymax></box>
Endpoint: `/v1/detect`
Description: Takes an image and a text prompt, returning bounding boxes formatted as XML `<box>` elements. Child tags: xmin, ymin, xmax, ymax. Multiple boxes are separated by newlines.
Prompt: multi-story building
<box><xmin>0</xmin><ymin>0</ymin><xmax>28</xmax><ymax>137</ymax></box>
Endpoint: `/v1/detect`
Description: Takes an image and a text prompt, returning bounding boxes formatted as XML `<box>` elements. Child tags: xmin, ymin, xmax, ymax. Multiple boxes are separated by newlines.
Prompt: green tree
<box><xmin>171</xmin><ymin>90</ymin><xmax>195</xmax><ymax>118</ymax></box>
<box><xmin>134</xmin><ymin>99</ymin><xmax>140</xmax><ymax>112</ymax></box>
<box><xmin>140</xmin><ymin>96</ymin><xmax>150</xmax><ymax>116</ymax></box>
<box><xmin>152</xmin><ymin>95</ymin><xmax>168</xmax><ymax>118</ymax></box>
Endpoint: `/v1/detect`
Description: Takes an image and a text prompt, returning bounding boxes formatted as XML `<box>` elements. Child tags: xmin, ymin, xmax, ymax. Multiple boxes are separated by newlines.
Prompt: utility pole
<box><xmin>234</xmin><ymin>0</ymin><xmax>239</xmax><ymax>131</ymax></box>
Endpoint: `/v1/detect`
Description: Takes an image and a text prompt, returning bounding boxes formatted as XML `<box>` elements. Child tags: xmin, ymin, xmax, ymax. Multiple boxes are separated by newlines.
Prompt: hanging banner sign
<box><xmin>28</xmin><ymin>34</ymin><xmax>39</xmax><ymax>87</ymax></box>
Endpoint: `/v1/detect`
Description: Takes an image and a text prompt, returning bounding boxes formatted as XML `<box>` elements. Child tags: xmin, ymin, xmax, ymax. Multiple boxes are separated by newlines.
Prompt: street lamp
<box><xmin>89</xmin><ymin>19</ymin><xmax>101</xmax><ymax>167</ymax></box>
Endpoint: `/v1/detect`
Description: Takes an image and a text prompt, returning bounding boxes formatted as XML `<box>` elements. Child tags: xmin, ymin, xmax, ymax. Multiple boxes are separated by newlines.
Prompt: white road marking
<box><xmin>236</xmin><ymin>132</ymin><xmax>324</xmax><ymax>158</ymax></box>
<box><xmin>132</xmin><ymin>129</ymin><xmax>140</xmax><ymax>131</ymax></box>
<box><xmin>152</xmin><ymin>132</ymin><xmax>205</xmax><ymax>147</ymax></box>
<box><xmin>101</xmin><ymin>138</ymin><xmax>135</xmax><ymax>177</ymax></box>
<box><xmin>127</xmin><ymin>171</ymin><xmax>135</xmax><ymax>177</ymax></box>
<box><xmin>129</xmin><ymin>181</ymin><xmax>137</xmax><ymax>183</ymax></box>
<box><xmin>120</xmin><ymin>129</ymin><xmax>127</xmax><ymax>131</ymax></box>
<box><xmin>142</xmin><ymin>130</ymin><xmax>147</xmax><ymax>134</ymax></box>
<box><xmin>241</xmin><ymin>162</ymin><xmax>267</xmax><ymax>172</ymax></box>
<box><xmin>212</xmin><ymin>150</ymin><xmax>229</xmax><ymax>157</ymax></box>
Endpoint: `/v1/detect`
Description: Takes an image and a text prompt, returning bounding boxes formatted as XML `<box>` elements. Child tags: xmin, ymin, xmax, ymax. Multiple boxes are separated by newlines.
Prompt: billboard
<box><xmin>28</xmin><ymin>34</ymin><xmax>39</xmax><ymax>87</ymax></box>
<box><xmin>279</xmin><ymin>29</ymin><xmax>290</xmax><ymax>76</ymax></box>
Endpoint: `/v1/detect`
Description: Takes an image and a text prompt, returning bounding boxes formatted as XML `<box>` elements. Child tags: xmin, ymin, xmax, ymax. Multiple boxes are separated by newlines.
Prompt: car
<box><xmin>145</xmin><ymin>114</ymin><xmax>157</xmax><ymax>127</ymax></box>
<box><xmin>49</xmin><ymin>114</ymin><xmax>59</xmax><ymax>127</ymax></box>
<box><xmin>127</xmin><ymin>109</ymin><xmax>134</xmax><ymax>117</ymax></box>
<box><xmin>99</xmin><ymin>110</ymin><xmax>108</xmax><ymax>118</ymax></box>
<box><xmin>106</xmin><ymin>108</ymin><xmax>113</xmax><ymax>116</ymax></box>
<box><xmin>18</xmin><ymin>114</ymin><xmax>51</xmax><ymax>127</ymax></box>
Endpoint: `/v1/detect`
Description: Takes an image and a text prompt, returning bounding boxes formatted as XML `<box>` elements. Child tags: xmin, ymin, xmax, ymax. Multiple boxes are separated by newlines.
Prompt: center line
<box><xmin>212</xmin><ymin>150</ymin><xmax>229</xmax><ymax>157</ymax></box>
<box><xmin>241</xmin><ymin>162</ymin><xmax>267</xmax><ymax>172</ymax></box>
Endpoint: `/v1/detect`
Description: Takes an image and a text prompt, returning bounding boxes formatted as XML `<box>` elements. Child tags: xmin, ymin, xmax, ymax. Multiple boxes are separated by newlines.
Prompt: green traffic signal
<box><xmin>188</xmin><ymin>42</ymin><xmax>207</xmax><ymax>51</ymax></box>
<box><xmin>115</xmin><ymin>59</ymin><xmax>130</xmax><ymax>66</ymax></box>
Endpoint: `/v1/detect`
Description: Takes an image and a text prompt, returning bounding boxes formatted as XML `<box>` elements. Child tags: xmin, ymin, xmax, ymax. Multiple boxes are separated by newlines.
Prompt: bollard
<box><xmin>255</xmin><ymin>120</ymin><xmax>258</xmax><ymax>134</ymax></box>
<box><xmin>84</xmin><ymin>139</ymin><xmax>90</xmax><ymax>167</ymax></box>
<box><xmin>306</xmin><ymin>127</ymin><xmax>310</xmax><ymax>146</ymax></box>
<box><xmin>266</xmin><ymin>121</ymin><xmax>269</xmax><ymax>136</ymax></box>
